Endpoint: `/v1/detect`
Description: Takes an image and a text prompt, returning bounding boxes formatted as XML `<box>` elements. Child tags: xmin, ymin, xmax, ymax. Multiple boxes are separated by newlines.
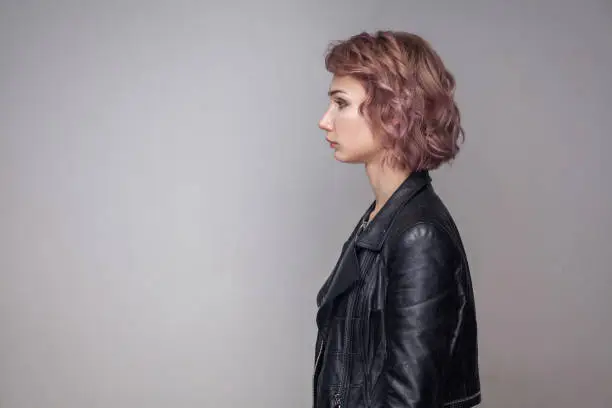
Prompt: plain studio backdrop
<box><xmin>1</xmin><ymin>1</ymin><xmax>611</xmax><ymax>407</ymax></box>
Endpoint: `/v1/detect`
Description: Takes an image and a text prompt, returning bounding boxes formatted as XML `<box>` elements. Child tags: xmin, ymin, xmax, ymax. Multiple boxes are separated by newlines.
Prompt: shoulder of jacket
<box><xmin>387</xmin><ymin>219</ymin><xmax>451</xmax><ymax>250</ymax></box>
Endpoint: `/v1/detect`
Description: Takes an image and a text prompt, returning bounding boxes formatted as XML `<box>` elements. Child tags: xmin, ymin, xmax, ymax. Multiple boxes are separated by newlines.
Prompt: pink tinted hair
<box><xmin>325</xmin><ymin>30</ymin><xmax>465</xmax><ymax>171</ymax></box>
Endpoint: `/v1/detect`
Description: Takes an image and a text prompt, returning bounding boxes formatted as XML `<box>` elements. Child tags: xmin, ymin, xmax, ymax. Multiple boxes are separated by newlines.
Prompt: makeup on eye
<box><xmin>328</xmin><ymin>89</ymin><xmax>351</xmax><ymax>108</ymax></box>
<box><xmin>334</xmin><ymin>97</ymin><xmax>349</xmax><ymax>109</ymax></box>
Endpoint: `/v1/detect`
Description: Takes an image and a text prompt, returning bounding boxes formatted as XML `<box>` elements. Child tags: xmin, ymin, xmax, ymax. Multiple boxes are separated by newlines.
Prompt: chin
<box><xmin>333</xmin><ymin>151</ymin><xmax>364</xmax><ymax>164</ymax></box>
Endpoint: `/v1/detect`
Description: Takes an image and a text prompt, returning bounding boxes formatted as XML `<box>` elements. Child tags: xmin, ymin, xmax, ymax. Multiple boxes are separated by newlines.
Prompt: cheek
<box><xmin>345</xmin><ymin>118</ymin><xmax>375</xmax><ymax>146</ymax></box>
<box><xmin>335</xmin><ymin>115</ymin><xmax>363</xmax><ymax>138</ymax></box>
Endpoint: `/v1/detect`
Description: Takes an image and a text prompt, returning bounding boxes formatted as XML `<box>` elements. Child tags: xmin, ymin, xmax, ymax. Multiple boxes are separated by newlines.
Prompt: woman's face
<box><xmin>318</xmin><ymin>75</ymin><xmax>383</xmax><ymax>164</ymax></box>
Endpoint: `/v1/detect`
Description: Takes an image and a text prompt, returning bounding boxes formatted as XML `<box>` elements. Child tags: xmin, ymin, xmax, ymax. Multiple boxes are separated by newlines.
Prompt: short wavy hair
<box><xmin>324</xmin><ymin>31</ymin><xmax>464</xmax><ymax>171</ymax></box>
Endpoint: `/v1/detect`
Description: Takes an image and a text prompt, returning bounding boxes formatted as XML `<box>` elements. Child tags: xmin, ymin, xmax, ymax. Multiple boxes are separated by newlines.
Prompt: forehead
<box><xmin>329</xmin><ymin>75</ymin><xmax>366</xmax><ymax>97</ymax></box>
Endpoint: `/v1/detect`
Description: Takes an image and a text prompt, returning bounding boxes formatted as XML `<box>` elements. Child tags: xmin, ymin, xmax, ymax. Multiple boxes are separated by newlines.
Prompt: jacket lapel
<box><xmin>317</xmin><ymin>237</ymin><xmax>361</xmax><ymax>309</ymax></box>
<box><xmin>355</xmin><ymin>170</ymin><xmax>431</xmax><ymax>250</ymax></box>
<box><xmin>316</xmin><ymin>171</ymin><xmax>432</xmax><ymax>316</ymax></box>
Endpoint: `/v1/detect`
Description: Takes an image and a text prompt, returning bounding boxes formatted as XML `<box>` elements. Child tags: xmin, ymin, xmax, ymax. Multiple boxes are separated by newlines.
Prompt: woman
<box><xmin>313</xmin><ymin>31</ymin><xmax>481</xmax><ymax>408</ymax></box>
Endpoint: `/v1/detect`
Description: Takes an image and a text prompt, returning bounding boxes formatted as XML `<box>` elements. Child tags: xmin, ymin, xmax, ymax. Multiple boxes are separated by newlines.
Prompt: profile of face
<box><xmin>318</xmin><ymin>75</ymin><xmax>383</xmax><ymax>164</ymax></box>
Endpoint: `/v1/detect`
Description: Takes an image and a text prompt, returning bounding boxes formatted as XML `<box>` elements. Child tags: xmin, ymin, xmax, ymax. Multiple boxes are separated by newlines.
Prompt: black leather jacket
<box><xmin>313</xmin><ymin>171</ymin><xmax>481</xmax><ymax>408</ymax></box>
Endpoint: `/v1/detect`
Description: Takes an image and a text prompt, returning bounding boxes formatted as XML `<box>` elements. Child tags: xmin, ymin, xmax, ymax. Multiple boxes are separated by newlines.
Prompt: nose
<box><xmin>318</xmin><ymin>110</ymin><xmax>333</xmax><ymax>132</ymax></box>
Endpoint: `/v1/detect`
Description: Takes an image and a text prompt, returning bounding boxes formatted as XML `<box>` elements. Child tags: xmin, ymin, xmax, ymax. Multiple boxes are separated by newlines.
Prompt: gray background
<box><xmin>1</xmin><ymin>0</ymin><xmax>611</xmax><ymax>407</ymax></box>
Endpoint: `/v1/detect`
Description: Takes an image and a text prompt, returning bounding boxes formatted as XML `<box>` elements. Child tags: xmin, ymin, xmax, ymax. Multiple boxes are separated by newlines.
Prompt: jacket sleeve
<box><xmin>381</xmin><ymin>222</ymin><xmax>462</xmax><ymax>407</ymax></box>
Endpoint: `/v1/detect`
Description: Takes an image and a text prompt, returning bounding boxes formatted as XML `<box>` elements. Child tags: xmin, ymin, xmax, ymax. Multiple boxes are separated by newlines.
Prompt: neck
<box><xmin>364</xmin><ymin>159</ymin><xmax>410</xmax><ymax>220</ymax></box>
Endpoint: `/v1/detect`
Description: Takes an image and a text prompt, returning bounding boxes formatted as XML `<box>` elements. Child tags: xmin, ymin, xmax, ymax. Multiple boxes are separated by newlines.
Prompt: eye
<box><xmin>334</xmin><ymin>98</ymin><xmax>349</xmax><ymax>109</ymax></box>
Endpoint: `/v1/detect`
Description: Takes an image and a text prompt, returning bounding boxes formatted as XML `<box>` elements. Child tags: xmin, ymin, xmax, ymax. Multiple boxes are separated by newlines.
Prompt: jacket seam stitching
<box><xmin>443</xmin><ymin>390</ymin><xmax>481</xmax><ymax>406</ymax></box>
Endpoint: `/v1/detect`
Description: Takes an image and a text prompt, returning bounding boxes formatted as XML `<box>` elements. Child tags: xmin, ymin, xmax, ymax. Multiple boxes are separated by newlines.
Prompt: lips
<box><xmin>326</xmin><ymin>138</ymin><xmax>338</xmax><ymax>147</ymax></box>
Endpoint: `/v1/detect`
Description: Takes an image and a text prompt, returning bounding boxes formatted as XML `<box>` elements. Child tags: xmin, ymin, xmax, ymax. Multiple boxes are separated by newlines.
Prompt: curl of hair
<box><xmin>324</xmin><ymin>30</ymin><xmax>465</xmax><ymax>171</ymax></box>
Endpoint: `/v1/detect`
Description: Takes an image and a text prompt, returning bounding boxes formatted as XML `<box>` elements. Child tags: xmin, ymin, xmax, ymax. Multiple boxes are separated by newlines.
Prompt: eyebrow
<box><xmin>328</xmin><ymin>89</ymin><xmax>347</xmax><ymax>97</ymax></box>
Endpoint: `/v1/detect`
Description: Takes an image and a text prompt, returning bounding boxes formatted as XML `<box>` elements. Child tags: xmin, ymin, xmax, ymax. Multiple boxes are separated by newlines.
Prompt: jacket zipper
<box><xmin>359</xmin><ymin>251</ymin><xmax>379</xmax><ymax>406</ymax></box>
<box><xmin>337</xmin><ymin>248</ymin><xmax>377</xmax><ymax>408</ymax></box>
<box><xmin>333</xmin><ymin>392</ymin><xmax>342</xmax><ymax>407</ymax></box>
<box><xmin>337</xmin><ymin>255</ymin><xmax>359</xmax><ymax>407</ymax></box>
<box><xmin>312</xmin><ymin>336</ymin><xmax>325</xmax><ymax>407</ymax></box>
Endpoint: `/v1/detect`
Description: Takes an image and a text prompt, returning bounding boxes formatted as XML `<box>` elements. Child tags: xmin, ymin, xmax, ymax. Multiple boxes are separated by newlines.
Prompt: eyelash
<box><xmin>334</xmin><ymin>99</ymin><xmax>348</xmax><ymax>109</ymax></box>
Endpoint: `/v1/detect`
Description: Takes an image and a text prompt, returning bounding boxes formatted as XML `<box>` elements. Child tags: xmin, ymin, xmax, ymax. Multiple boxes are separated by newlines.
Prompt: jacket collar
<box><xmin>355</xmin><ymin>170</ymin><xmax>431</xmax><ymax>251</ymax></box>
<box><xmin>316</xmin><ymin>170</ymin><xmax>431</xmax><ymax>314</ymax></box>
